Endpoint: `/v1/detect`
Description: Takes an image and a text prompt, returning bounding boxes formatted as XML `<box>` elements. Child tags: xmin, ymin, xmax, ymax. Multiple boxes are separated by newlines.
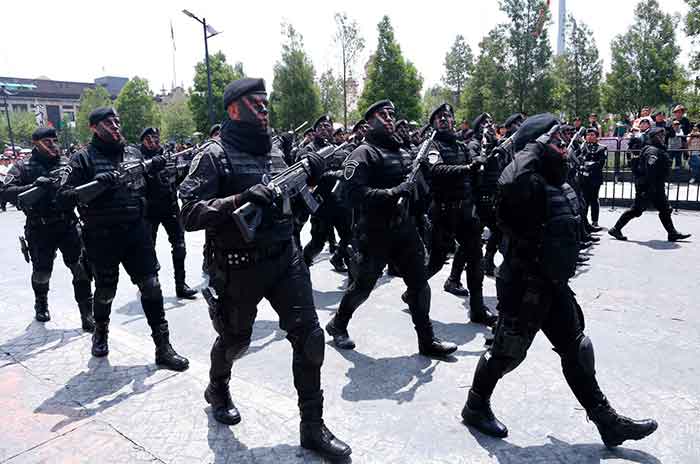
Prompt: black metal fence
<box><xmin>597</xmin><ymin>137</ymin><xmax>700</xmax><ymax>211</ymax></box>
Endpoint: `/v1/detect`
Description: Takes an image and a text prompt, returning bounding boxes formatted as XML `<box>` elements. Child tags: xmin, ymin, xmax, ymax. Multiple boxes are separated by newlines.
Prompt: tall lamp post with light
<box><xmin>182</xmin><ymin>9</ymin><xmax>222</xmax><ymax>127</ymax></box>
<box><xmin>0</xmin><ymin>86</ymin><xmax>17</xmax><ymax>157</ymax></box>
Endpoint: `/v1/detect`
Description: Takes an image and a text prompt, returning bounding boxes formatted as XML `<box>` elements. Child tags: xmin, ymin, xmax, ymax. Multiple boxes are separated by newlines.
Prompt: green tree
<box><xmin>359</xmin><ymin>16</ymin><xmax>423</xmax><ymax>121</ymax></box>
<box><xmin>189</xmin><ymin>52</ymin><xmax>243</xmax><ymax>133</ymax></box>
<box><xmin>0</xmin><ymin>111</ymin><xmax>37</xmax><ymax>147</ymax></box>
<box><xmin>602</xmin><ymin>0</ymin><xmax>681</xmax><ymax>115</ymax></box>
<box><xmin>161</xmin><ymin>98</ymin><xmax>196</xmax><ymax>143</ymax></box>
<box><xmin>422</xmin><ymin>85</ymin><xmax>454</xmax><ymax>122</ymax></box>
<box><xmin>334</xmin><ymin>12</ymin><xmax>365</xmax><ymax>128</ymax></box>
<box><xmin>75</xmin><ymin>86</ymin><xmax>111</xmax><ymax>142</ymax></box>
<box><xmin>114</xmin><ymin>77</ymin><xmax>160</xmax><ymax>144</ymax></box>
<box><xmin>500</xmin><ymin>0</ymin><xmax>554</xmax><ymax>113</ymax></box>
<box><xmin>551</xmin><ymin>15</ymin><xmax>602</xmax><ymax>119</ymax></box>
<box><xmin>461</xmin><ymin>26</ymin><xmax>511</xmax><ymax>123</ymax></box>
<box><xmin>443</xmin><ymin>34</ymin><xmax>474</xmax><ymax>106</ymax></box>
<box><xmin>270</xmin><ymin>23</ymin><xmax>321</xmax><ymax>131</ymax></box>
<box><xmin>58</xmin><ymin>115</ymin><xmax>76</xmax><ymax>149</ymax></box>
<box><xmin>318</xmin><ymin>70</ymin><xmax>344</xmax><ymax>121</ymax></box>
<box><xmin>685</xmin><ymin>0</ymin><xmax>700</xmax><ymax>71</ymax></box>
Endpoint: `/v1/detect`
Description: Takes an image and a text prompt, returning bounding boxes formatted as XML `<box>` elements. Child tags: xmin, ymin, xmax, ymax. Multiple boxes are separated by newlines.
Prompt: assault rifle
<box><xmin>73</xmin><ymin>147</ymin><xmax>194</xmax><ymax>203</ymax></box>
<box><xmin>396</xmin><ymin>129</ymin><xmax>436</xmax><ymax>220</ymax></box>
<box><xmin>272</xmin><ymin>121</ymin><xmax>308</xmax><ymax>146</ymax></box>
<box><xmin>16</xmin><ymin>167</ymin><xmax>71</xmax><ymax>209</ymax></box>
<box><xmin>232</xmin><ymin>141</ymin><xmax>349</xmax><ymax>243</ymax></box>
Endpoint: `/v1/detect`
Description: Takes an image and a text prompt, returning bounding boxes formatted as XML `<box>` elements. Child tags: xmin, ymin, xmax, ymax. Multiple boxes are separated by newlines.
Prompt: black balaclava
<box><xmin>432</xmin><ymin>108</ymin><xmax>457</xmax><ymax>144</ymax></box>
<box><xmin>366</xmin><ymin>104</ymin><xmax>401</xmax><ymax>150</ymax></box>
<box><xmin>92</xmin><ymin>116</ymin><xmax>125</xmax><ymax>159</ymax></box>
<box><xmin>221</xmin><ymin>91</ymin><xmax>272</xmax><ymax>155</ymax></box>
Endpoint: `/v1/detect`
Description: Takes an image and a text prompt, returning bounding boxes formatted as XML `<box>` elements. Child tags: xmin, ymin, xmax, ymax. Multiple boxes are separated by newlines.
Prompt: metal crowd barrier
<box><xmin>597</xmin><ymin>137</ymin><xmax>700</xmax><ymax>211</ymax></box>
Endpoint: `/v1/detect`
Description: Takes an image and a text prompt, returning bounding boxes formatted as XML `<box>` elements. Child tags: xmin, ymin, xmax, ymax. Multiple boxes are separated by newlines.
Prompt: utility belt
<box><xmin>214</xmin><ymin>240</ymin><xmax>291</xmax><ymax>269</ymax></box>
<box><xmin>434</xmin><ymin>198</ymin><xmax>472</xmax><ymax>211</ymax></box>
<box><xmin>79</xmin><ymin>203</ymin><xmax>145</xmax><ymax>227</ymax></box>
<box><xmin>26</xmin><ymin>212</ymin><xmax>76</xmax><ymax>227</ymax></box>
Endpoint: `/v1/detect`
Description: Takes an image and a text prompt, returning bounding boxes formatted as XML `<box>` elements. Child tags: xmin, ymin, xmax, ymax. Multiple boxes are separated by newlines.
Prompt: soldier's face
<box><xmin>585</xmin><ymin>132</ymin><xmax>597</xmax><ymax>144</ymax></box>
<box><xmin>433</xmin><ymin>110</ymin><xmax>454</xmax><ymax>131</ymax></box>
<box><xmin>35</xmin><ymin>137</ymin><xmax>60</xmax><ymax>157</ymax></box>
<box><xmin>143</xmin><ymin>133</ymin><xmax>161</xmax><ymax>151</ymax></box>
<box><xmin>315</xmin><ymin>121</ymin><xmax>333</xmax><ymax>141</ymax></box>
<box><xmin>369</xmin><ymin>107</ymin><xmax>396</xmax><ymax>135</ymax></box>
<box><xmin>237</xmin><ymin>92</ymin><xmax>269</xmax><ymax>130</ymax></box>
<box><xmin>397</xmin><ymin>124</ymin><xmax>410</xmax><ymax>141</ymax></box>
<box><xmin>93</xmin><ymin>116</ymin><xmax>122</xmax><ymax>143</ymax></box>
<box><xmin>356</xmin><ymin>123</ymin><xmax>369</xmax><ymax>139</ymax></box>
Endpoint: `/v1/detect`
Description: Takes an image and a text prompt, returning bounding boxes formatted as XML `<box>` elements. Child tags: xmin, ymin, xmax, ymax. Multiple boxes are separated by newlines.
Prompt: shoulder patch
<box><xmin>3</xmin><ymin>174</ymin><xmax>14</xmax><ymax>185</ymax></box>
<box><xmin>344</xmin><ymin>160</ymin><xmax>359</xmax><ymax>180</ymax></box>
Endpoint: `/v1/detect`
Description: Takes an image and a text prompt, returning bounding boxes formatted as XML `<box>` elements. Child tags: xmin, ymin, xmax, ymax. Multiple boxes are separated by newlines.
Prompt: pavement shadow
<box><xmin>205</xmin><ymin>413</ymin><xmax>349</xmax><ymax>463</ymax></box>
<box><xmin>333</xmin><ymin>348</ymin><xmax>440</xmax><ymax>404</ymax></box>
<box><xmin>626</xmin><ymin>240</ymin><xmax>681</xmax><ymax>250</ymax></box>
<box><xmin>468</xmin><ymin>428</ymin><xmax>661</xmax><ymax>464</ymax></box>
<box><xmin>34</xmin><ymin>357</ymin><xmax>163</xmax><ymax>432</ymax></box>
<box><xmin>0</xmin><ymin>322</ymin><xmax>84</xmax><ymax>366</ymax></box>
<box><xmin>114</xmin><ymin>296</ymin><xmax>189</xmax><ymax>322</ymax></box>
<box><xmin>247</xmin><ymin>319</ymin><xmax>287</xmax><ymax>356</ymax></box>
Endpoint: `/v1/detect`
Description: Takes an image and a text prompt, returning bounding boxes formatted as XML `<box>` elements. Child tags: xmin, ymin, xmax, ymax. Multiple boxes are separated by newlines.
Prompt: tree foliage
<box><xmin>0</xmin><ymin>111</ymin><xmax>37</xmax><ymax>147</ymax></box>
<box><xmin>685</xmin><ymin>0</ymin><xmax>700</xmax><ymax>71</ymax></box>
<box><xmin>270</xmin><ymin>23</ymin><xmax>321</xmax><ymax>131</ymax></box>
<box><xmin>443</xmin><ymin>35</ymin><xmax>474</xmax><ymax>105</ymax></box>
<box><xmin>76</xmin><ymin>86</ymin><xmax>111</xmax><ymax>143</ymax></box>
<box><xmin>602</xmin><ymin>0</ymin><xmax>681</xmax><ymax>115</ymax></box>
<box><xmin>189</xmin><ymin>52</ymin><xmax>243</xmax><ymax>133</ymax></box>
<box><xmin>334</xmin><ymin>12</ymin><xmax>365</xmax><ymax>127</ymax></box>
<box><xmin>422</xmin><ymin>85</ymin><xmax>454</xmax><ymax>122</ymax></box>
<box><xmin>115</xmin><ymin>77</ymin><xmax>160</xmax><ymax>144</ymax></box>
<box><xmin>161</xmin><ymin>98</ymin><xmax>196</xmax><ymax>143</ymax></box>
<box><xmin>551</xmin><ymin>15</ymin><xmax>602</xmax><ymax>119</ymax></box>
<box><xmin>318</xmin><ymin>70</ymin><xmax>344</xmax><ymax>122</ymax></box>
<box><xmin>359</xmin><ymin>16</ymin><xmax>423</xmax><ymax>121</ymax></box>
<box><xmin>58</xmin><ymin>115</ymin><xmax>76</xmax><ymax>149</ymax></box>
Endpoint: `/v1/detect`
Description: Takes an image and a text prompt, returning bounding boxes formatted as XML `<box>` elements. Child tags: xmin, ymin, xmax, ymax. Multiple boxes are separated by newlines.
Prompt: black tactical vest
<box><xmin>431</xmin><ymin>140</ymin><xmax>473</xmax><ymax>203</ymax></box>
<box><xmin>76</xmin><ymin>144</ymin><xmax>146</xmax><ymax>227</ymax></box>
<box><xmin>208</xmin><ymin>140</ymin><xmax>293</xmax><ymax>248</ymax></box>
<box><xmin>365</xmin><ymin>143</ymin><xmax>411</xmax><ymax>189</ymax></box>
<box><xmin>540</xmin><ymin>182</ymin><xmax>581</xmax><ymax>282</ymax></box>
<box><xmin>128</xmin><ymin>146</ymin><xmax>178</xmax><ymax>210</ymax></box>
<box><xmin>19</xmin><ymin>152</ymin><xmax>73</xmax><ymax>220</ymax></box>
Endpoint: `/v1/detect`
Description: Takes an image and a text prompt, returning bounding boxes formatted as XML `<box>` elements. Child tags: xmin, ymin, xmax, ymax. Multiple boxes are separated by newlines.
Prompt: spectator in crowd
<box><xmin>613</xmin><ymin>114</ymin><xmax>630</xmax><ymax>137</ymax></box>
<box><xmin>672</xmin><ymin>104</ymin><xmax>692</xmax><ymax>136</ymax></box>
<box><xmin>573</xmin><ymin>117</ymin><xmax>583</xmax><ymax>131</ymax></box>
<box><xmin>688</xmin><ymin>124</ymin><xmax>700</xmax><ymax>184</ymax></box>
<box><xmin>633</xmin><ymin>107</ymin><xmax>652</xmax><ymax>127</ymax></box>
<box><xmin>667</xmin><ymin>119</ymin><xmax>687</xmax><ymax>169</ymax></box>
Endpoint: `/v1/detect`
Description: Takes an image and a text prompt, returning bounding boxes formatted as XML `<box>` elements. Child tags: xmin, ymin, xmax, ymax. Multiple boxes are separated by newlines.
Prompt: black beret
<box><xmin>313</xmin><ymin>114</ymin><xmax>333</xmax><ymax>129</ymax></box>
<box><xmin>648</xmin><ymin>126</ymin><xmax>666</xmax><ymax>138</ymax></box>
<box><xmin>512</xmin><ymin>113</ymin><xmax>560</xmax><ymax>152</ymax></box>
<box><xmin>504</xmin><ymin>113</ymin><xmax>524</xmax><ymax>128</ymax></box>
<box><xmin>223</xmin><ymin>78</ymin><xmax>266</xmax><ymax>109</ymax></box>
<box><xmin>209</xmin><ymin>124</ymin><xmax>221</xmax><ymax>137</ymax></box>
<box><xmin>429</xmin><ymin>103</ymin><xmax>454</xmax><ymax>124</ymax></box>
<box><xmin>32</xmin><ymin>127</ymin><xmax>57</xmax><ymax>141</ymax></box>
<box><xmin>351</xmin><ymin>119</ymin><xmax>367</xmax><ymax>133</ymax></box>
<box><xmin>89</xmin><ymin>107</ymin><xmax>117</xmax><ymax>126</ymax></box>
<box><xmin>303</xmin><ymin>128</ymin><xmax>314</xmax><ymax>136</ymax></box>
<box><xmin>396</xmin><ymin>119</ymin><xmax>409</xmax><ymax>129</ymax></box>
<box><xmin>585</xmin><ymin>127</ymin><xmax>599</xmax><ymax>135</ymax></box>
<box><xmin>139</xmin><ymin>127</ymin><xmax>159</xmax><ymax>141</ymax></box>
<box><xmin>560</xmin><ymin>124</ymin><xmax>575</xmax><ymax>132</ymax></box>
<box><xmin>364</xmin><ymin>99</ymin><xmax>395</xmax><ymax>121</ymax></box>
<box><xmin>471</xmin><ymin>112</ymin><xmax>491</xmax><ymax>130</ymax></box>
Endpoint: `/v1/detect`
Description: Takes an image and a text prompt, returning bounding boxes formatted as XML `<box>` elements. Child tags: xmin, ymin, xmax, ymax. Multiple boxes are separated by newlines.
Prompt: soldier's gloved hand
<box><xmin>149</xmin><ymin>155</ymin><xmax>168</xmax><ymax>172</ymax></box>
<box><xmin>94</xmin><ymin>170</ymin><xmax>120</xmax><ymax>187</ymax></box>
<box><xmin>238</xmin><ymin>184</ymin><xmax>275</xmax><ymax>207</ymax></box>
<box><xmin>390</xmin><ymin>181</ymin><xmax>415</xmax><ymax>199</ymax></box>
<box><xmin>321</xmin><ymin>170</ymin><xmax>342</xmax><ymax>181</ymax></box>
<box><xmin>305</xmin><ymin>153</ymin><xmax>326</xmax><ymax>185</ymax></box>
<box><xmin>33</xmin><ymin>176</ymin><xmax>55</xmax><ymax>189</ymax></box>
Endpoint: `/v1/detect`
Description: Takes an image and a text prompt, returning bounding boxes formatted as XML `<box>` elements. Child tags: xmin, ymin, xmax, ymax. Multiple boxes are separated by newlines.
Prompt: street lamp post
<box><xmin>182</xmin><ymin>9</ymin><xmax>222</xmax><ymax>127</ymax></box>
<box><xmin>0</xmin><ymin>86</ymin><xmax>17</xmax><ymax>157</ymax></box>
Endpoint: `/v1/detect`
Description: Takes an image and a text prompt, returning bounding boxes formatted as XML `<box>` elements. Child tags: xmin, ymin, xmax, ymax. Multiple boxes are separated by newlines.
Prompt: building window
<box><xmin>12</xmin><ymin>104</ymin><xmax>28</xmax><ymax>112</ymax></box>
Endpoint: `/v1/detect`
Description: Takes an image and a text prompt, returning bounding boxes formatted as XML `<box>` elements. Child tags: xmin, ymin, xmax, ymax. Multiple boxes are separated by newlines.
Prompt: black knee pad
<box><xmin>222</xmin><ymin>338</ymin><xmax>251</xmax><ymax>362</ymax></box>
<box><xmin>562</xmin><ymin>334</ymin><xmax>596</xmax><ymax>377</ymax></box>
<box><xmin>94</xmin><ymin>286</ymin><xmax>117</xmax><ymax>305</ymax></box>
<box><xmin>491</xmin><ymin>328</ymin><xmax>531</xmax><ymax>375</ymax></box>
<box><xmin>68</xmin><ymin>261</ymin><xmax>90</xmax><ymax>282</ymax></box>
<box><xmin>31</xmin><ymin>270</ymin><xmax>52</xmax><ymax>285</ymax></box>
<box><xmin>631</xmin><ymin>208</ymin><xmax>644</xmax><ymax>218</ymax></box>
<box><xmin>172</xmin><ymin>243</ymin><xmax>186</xmax><ymax>260</ymax></box>
<box><xmin>302</xmin><ymin>326</ymin><xmax>325</xmax><ymax>366</ymax></box>
<box><xmin>138</xmin><ymin>276</ymin><xmax>162</xmax><ymax>300</ymax></box>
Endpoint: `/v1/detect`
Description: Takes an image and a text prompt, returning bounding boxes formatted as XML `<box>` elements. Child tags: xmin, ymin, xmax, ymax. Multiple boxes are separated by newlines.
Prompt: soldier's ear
<box><xmin>227</xmin><ymin>101</ymin><xmax>241</xmax><ymax>121</ymax></box>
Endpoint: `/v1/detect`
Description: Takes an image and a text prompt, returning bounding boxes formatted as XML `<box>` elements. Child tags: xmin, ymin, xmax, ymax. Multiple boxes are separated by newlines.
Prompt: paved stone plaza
<box><xmin>0</xmin><ymin>206</ymin><xmax>698</xmax><ymax>464</ymax></box>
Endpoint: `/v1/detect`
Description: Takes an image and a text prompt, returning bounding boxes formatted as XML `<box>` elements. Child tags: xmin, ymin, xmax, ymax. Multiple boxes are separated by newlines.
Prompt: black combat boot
<box><xmin>152</xmin><ymin>323</ymin><xmax>189</xmax><ymax>371</ymax></box>
<box><xmin>205</xmin><ymin>380</ymin><xmax>241</xmax><ymax>425</ymax></box>
<box><xmin>481</xmin><ymin>251</ymin><xmax>496</xmax><ymax>277</ymax></box>
<box><xmin>416</xmin><ymin>324</ymin><xmax>458</xmax><ymax>358</ymax></box>
<box><xmin>92</xmin><ymin>321</ymin><xmax>109</xmax><ymax>357</ymax></box>
<box><xmin>469</xmin><ymin>293</ymin><xmax>498</xmax><ymax>327</ymax></box>
<box><xmin>174</xmin><ymin>256</ymin><xmax>198</xmax><ymax>299</ymax></box>
<box><xmin>329</xmin><ymin>253</ymin><xmax>348</xmax><ymax>273</ymax></box>
<box><xmin>299</xmin><ymin>392</ymin><xmax>352</xmax><ymax>460</ymax></box>
<box><xmin>176</xmin><ymin>283</ymin><xmax>198</xmax><ymax>299</ymax></box>
<box><xmin>78</xmin><ymin>298</ymin><xmax>95</xmax><ymax>333</ymax></box>
<box><xmin>668</xmin><ymin>231</ymin><xmax>691</xmax><ymax>241</ymax></box>
<box><xmin>325</xmin><ymin>316</ymin><xmax>355</xmax><ymax>350</ymax></box>
<box><xmin>661</xmin><ymin>214</ymin><xmax>692</xmax><ymax>242</ymax></box>
<box><xmin>32</xmin><ymin>282</ymin><xmax>50</xmax><ymax>322</ymax></box>
<box><xmin>587</xmin><ymin>403</ymin><xmax>658</xmax><ymax>448</ymax></box>
<box><xmin>461</xmin><ymin>390</ymin><xmax>508</xmax><ymax>438</ymax></box>
<box><xmin>608</xmin><ymin>227</ymin><xmax>627</xmax><ymax>241</ymax></box>
<box><xmin>444</xmin><ymin>277</ymin><xmax>470</xmax><ymax>296</ymax></box>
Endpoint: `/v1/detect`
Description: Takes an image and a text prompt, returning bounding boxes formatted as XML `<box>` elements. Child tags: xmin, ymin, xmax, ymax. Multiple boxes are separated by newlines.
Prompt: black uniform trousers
<box><xmin>477</xmin><ymin>198</ymin><xmax>502</xmax><ymax>256</ymax></box>
<box><xmin>25</xmin><ymin>219</ymin><xmax>91</xmax><ymax>304</ymax></box>
<box><xmin>303</xmin><ymin>201</ymin><xmax>352</xmax><ymax>266</ymax></box>
<box><xmin>207</xmin><ymin>241</ymin><xmax>323</xmax><ymax>401</ymax></box>
<box><xmin>335</xmin><ymin>219</ymin><xmax>432</xmax><ymax>332</ymax></box>
<box><xmin>147</xmin><ymin>201</ymin><xmax>187</xmax><ymax>285</ymax></box>
<box><xmin>615</xmin><ymin>186</ymin><xmax>674</xmax><ymax>232</ymax></box>
<box><xmin>82</xmin><ymin>219</ymin><xmax>165</xmax><ymax>329</ymax></box>
<box><xmin>471</xmin><ymin>274</ymin><xmax>606</xmax><ymax>411</ymax></box>
<box><xmin>581</xmin><ymin>179</ymin><xmax>602</xmax><ymax>224</ymax></box>
<box><xmin>427</xmin><ymin>201</ymin><xmax>483</xmax><ymax>294</ymax></box>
